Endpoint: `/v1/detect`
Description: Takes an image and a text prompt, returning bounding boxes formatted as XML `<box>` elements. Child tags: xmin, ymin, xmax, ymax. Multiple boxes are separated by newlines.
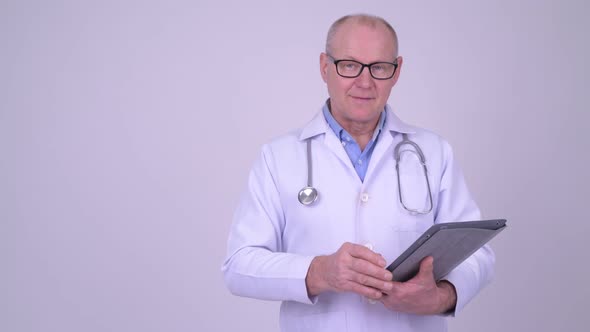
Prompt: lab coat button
<box><xmin>360</xmin><ymin>192</ymin><xmax>369</xmax><ymax>203</ymax></box>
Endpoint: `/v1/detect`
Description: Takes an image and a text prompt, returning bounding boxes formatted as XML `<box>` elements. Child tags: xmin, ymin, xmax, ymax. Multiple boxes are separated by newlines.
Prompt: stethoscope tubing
<box><xmin>297</xmin><ymin>139</ymin><xmax>319</xmax><ymax>205</ymax></box>
<box><xmin>298</xmin><ymin>133</ymin><xmax>433</xmax><ymax>214</ymax></box>
<box><xmin>394</xmin><ymin>134</ymin><xmax>433</xmax><ymax>215</ymax></box>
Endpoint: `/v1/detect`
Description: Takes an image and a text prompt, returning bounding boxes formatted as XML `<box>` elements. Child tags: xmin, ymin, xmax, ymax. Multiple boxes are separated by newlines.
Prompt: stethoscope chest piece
<box><xmin>298</xmin><ymin>186</ymin><xmax>318</xmax><ymax>205</ymax></box>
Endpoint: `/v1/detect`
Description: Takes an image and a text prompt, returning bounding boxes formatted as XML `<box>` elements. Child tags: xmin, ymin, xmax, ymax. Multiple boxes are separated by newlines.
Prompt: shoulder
<box><xmin>409</xmin><ymin>126</ymin><xmax>451</xmax><ymax>151</ymax></box>
<box><xmin>261</xmin><ymin>110</ymin><xmax>326</xmax><ymax>158</ymax></box>
<box><xmin>252</xmin><ymin>128</ymin><xmax>309</xmax><ymax>178</ymax></box>
<box><xmin>384</xmin><ymin>106</ymin><xmax>452</xmax><ymax>154</ymax></box>
<box><xmin>261</xmin><ymin>128</ymin><xmax>304</xmax><ymax>156</ymax></box>
<box><xmin>390</xmin><ymin>117</ymin><xmax>455</xmax><ymax>170</ymax></box>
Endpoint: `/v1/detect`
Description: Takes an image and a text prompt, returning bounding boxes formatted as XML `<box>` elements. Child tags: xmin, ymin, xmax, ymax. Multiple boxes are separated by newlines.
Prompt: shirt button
<box><xmin>342</xmin><ymin>141</ymin><xmax>347</xmax><ymax>147</ymax></box>
<box><xmin>360</xmin><ymin>192</ymin><xmax>369</xmax><ymax>203</ymax></box>
<box><xmin>357</xmin><ymin>159</ymin><xmax>363</xmax><ymax>165</ymax></box>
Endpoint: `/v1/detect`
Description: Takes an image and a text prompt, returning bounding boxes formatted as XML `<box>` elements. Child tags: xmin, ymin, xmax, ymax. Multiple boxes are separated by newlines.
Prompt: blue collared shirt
<box><xmin>322</xmin><ymin>104</ymin><xmax>386</xmax><ymax>182</ymax></box>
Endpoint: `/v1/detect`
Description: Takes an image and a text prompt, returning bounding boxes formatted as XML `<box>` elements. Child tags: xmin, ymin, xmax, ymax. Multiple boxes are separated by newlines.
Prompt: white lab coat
<box><xmin>222</xmin><ymin>105</ymin><xmax>495</xmax><ymax>332</ymax></box>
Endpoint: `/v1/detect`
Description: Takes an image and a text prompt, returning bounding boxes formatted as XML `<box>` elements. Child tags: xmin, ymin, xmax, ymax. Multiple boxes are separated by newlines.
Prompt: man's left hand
<box><xmin>380</xmin><ymin>256</ymin><xmax>457</xmax><ymax>315</ymax></box>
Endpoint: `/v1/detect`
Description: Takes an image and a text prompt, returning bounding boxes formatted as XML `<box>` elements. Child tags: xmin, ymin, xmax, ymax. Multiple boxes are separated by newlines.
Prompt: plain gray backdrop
<box><xmin>1</xmin><ymin>0</ymin><xmax>589</xmax><ymax>331</ymax></box>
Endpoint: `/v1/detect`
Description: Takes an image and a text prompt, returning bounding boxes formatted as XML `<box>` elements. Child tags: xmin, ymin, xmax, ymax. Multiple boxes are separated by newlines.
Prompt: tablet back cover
<box><xmin>387</xmin><ymin>219</ymin><xmax>506</xmax><ymax>282</ymax></box>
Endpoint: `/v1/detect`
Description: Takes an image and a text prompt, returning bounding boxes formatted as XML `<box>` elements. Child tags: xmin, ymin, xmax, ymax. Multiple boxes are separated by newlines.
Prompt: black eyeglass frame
<box><xmin>326</xmin><ymin>54</ymin><xmax>399</xmax><ymax>80</ymax></box>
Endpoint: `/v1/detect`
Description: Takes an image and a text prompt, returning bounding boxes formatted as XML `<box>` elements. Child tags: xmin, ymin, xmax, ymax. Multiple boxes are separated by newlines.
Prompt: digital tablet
<box><xmin>386</xmin><ymin>219</ymin><xmax>507</xmax><ymax>282</ymax></box>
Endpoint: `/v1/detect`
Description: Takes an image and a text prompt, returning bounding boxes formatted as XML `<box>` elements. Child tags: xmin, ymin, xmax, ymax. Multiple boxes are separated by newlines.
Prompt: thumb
<box><xmin>417</xmin><ymin>256</ymin><xmax>434</xmax><ymax>279</ymax></box>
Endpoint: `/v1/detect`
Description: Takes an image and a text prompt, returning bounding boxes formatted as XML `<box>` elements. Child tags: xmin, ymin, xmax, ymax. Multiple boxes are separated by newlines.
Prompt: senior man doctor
<box><xmin>222</xmin><ymin>14</ymin><xmax>494</xmax><ymax>332</ymax></box>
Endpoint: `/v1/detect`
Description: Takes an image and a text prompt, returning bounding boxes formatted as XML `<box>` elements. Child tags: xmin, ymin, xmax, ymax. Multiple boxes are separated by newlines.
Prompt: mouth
<box><xmin>350</xmin><ymin>96</ymin><xmax>375</xmax><ymax>102</ymax></box>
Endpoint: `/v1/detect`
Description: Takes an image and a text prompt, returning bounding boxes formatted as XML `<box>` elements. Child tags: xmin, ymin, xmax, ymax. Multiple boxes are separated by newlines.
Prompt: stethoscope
<box><xmin>297</xmin><ymin>133</ymin><xmax>433</xmax><ymax>215</ymax></box>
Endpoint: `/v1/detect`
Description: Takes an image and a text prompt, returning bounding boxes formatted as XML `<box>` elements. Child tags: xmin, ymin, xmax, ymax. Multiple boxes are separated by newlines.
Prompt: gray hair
<box><xmin>325</xmin><ymin>14</ymin><xmax>399</xmax><ymax>57</ymax></box>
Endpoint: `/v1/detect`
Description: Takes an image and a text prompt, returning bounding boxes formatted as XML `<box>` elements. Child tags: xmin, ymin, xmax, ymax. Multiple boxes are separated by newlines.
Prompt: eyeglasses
<box><xmin>327</xmin><ymin>54</ymin><xmax>398</xmax><ymax>80</ymax></box>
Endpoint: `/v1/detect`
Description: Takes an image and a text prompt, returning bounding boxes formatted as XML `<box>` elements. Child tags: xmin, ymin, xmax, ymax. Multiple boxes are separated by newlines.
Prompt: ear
<box><xmin>391</xmin><ymin>56</ymin><xmax>403</xmax><ymax>86</ymax></box>
<box><xmin>320</xmin><ymin>53</ymin><xmax>329</xmax><ymax>83</ymax></box>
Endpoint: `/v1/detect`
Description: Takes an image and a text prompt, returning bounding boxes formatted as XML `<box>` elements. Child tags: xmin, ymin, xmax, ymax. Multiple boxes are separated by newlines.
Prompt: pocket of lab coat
<box><xmin>390</xmin><ymin>174</ymin><xmax>435</xmax><ymax>238</ymax></box>
<box><xmin>398</xmin><ymin>170</ymin><xmax>431</xmax><ymax>209</ymax></box>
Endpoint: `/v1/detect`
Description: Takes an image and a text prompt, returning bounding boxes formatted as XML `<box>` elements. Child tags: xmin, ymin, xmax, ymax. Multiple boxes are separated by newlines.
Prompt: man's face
<box><xmin>320</xmin><ymin>22</ymin><xmax>402</xmax><ymax>127</ymax></box>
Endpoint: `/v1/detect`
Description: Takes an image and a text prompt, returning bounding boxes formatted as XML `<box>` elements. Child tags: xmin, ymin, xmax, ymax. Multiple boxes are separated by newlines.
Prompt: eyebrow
<box><xmin>339</xmin><ymin>54</ymin><xmax>363</xmax><ymax>62</ymax></box>
<box><xmin>338</xmin><ymin>55</ymin><xmax>396</xmax><ymax>63</ymax></box>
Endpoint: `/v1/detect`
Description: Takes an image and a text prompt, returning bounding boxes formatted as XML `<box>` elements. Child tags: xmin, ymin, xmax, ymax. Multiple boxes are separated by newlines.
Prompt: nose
<box><xmin>354</xmin><ymin>66</ymin><xmax>373</xmax><ymax>88</ymax></box>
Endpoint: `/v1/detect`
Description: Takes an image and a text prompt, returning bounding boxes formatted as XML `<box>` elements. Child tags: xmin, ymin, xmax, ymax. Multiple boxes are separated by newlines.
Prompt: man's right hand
<box><xmin>305</xmin><ymin>242</ymin><xmax>393</xmax><ymax>300</ymax></box>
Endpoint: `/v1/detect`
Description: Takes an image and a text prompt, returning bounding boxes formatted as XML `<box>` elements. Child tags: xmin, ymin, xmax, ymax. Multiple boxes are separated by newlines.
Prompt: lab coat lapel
<box><xmin>323</xmin><ymin>129</ymin><xmax>357</xmax><ymax>174</ymax></box>
<box><xmin>365</xmin><ymin>126</ymin><xmax>395</xmax><ymax>184</ymax></box>
<box><xmin>365</xmin><ymin>107</ymin><xmax>416</xmax><ymax>184</ymax></box>
<box><xmin>299</xmin><ymin>110</ymin><xmax>358</xmax><ymax>177</ymax></box>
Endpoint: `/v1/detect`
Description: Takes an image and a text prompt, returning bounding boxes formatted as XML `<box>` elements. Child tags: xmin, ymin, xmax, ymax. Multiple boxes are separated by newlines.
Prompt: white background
<box><xmin>1</xmin><ymin>0</ymin><xmax>589</xmax><ymax>331</ymax></box>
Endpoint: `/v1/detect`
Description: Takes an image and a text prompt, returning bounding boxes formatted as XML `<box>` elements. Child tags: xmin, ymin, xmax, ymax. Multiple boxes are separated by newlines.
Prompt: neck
<box><xmin>327</xmin><ymin>102</ymin><xmax>381</xmax><ymax>151</ymax></box>
<box><xmin>342</xmin><ymin>120</ymin><xmax>377</xmax><ymax>151</ymax></box>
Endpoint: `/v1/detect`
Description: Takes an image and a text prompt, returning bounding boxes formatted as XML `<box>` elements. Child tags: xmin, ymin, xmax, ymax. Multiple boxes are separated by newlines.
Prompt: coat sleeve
<box><xmin>434</xmin><ymin>140</ymin><xmax>495</xmax><ymax>315</ymax></box>
<box><xmin>221</xmin><ymin>144</ymin><xmax>316</xmax><ymax>304</ymax></box>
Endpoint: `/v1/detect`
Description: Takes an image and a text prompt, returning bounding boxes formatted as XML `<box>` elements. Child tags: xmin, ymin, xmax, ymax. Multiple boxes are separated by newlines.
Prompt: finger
<box><xmin>352</xmin><ymin>271</ymin><xmax>394</xmax><ymax>293</ymax></box>
<box><xmin>416</xmin><ymin>256</ymin><xmax>434</xmax><ymax>280</ymax></box>
<box><xmin>381</xmin><ymin>278</ymin><xmax>404</xmax><ymax>295</ymax></box>
<box><xmin>346</xmin><ymin>243</ymin><xmax>387</xmax><ymax>267</ymax></box>
<box><xmin>350</xmin><ymin>257</ymin><xmax>393</xmax><ymax>281</ymax></box>
<box><xmin>347</xmin><ymin>281</ymin><xmax>385</xmax><ymax>300</ymax></box>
